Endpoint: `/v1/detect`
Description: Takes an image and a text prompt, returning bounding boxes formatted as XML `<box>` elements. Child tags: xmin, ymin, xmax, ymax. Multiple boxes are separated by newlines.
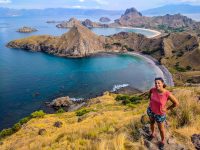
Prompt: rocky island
<box><xmin>99</xmin><ymin>17</ymin><xmax>111</xmax><ymax>23</ymax></box>
<box><xmin>17</xmin><ymin>26</ymin><xmax>38</xmax><ymax>33</ymax></box>
<box><xmin>54</xmin><ymin>7</ymin><xmax>200</xmax><ymax>35</ymax></box>
<box><xmin>56</xmin><ymin>18</ymin><xmax>109</xmax><ymax>28</ymax></box>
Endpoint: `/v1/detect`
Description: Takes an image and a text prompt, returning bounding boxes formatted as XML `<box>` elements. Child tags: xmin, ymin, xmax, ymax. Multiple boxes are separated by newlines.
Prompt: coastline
<box><xmin>90</xmin><ymin>51</ymin><xmax>174</xmax><ymax>87</ymax></box>
<box><xmin>116</xmin><ymin>26</ymin><xmax>161</xmax><ymax>38</ymax></box>
<box><xmin>126</xmin><ymin>51</ymin><xmax>174</xmax><ymax>86</ymax></box>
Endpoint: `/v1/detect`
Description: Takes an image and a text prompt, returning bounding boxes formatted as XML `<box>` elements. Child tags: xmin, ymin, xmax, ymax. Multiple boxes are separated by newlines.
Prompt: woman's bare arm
<box><xmin>167</xmin><ymin>93</ymin><xmax>179</xmax><ymax>111</ymax></box>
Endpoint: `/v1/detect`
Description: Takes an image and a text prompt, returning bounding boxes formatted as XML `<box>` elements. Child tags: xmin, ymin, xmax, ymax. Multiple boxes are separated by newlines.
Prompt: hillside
<box><xmin>7</xmin><ymin>23</ymin><xmax>107</xmax><ymax>57</ymax></box>
<box><xmin>112</xmin><ymin>7</ymin><xmax>200</xmax><ymax>30</ymax></box>
<box><xmin>0</xmin><ymin>87</ymin><xmax>199</xmax><ymax>149</ymax></box>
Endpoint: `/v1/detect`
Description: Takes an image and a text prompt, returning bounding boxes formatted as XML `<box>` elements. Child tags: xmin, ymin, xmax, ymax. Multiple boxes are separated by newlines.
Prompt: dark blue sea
<box><xmin>0</xmin><ymin>15</ymin><xmax>163</xmax><ymax>130</ymax></box>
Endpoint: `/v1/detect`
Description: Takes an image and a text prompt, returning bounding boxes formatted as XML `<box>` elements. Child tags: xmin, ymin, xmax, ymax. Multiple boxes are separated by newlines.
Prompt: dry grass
<box><xmin>0</xmin><ymin>93</ymin><xmax>146</xmax><ymax>150</ymax></box>
<box><xmin>167</xmin><ymin>87</ymin><xmax>200</xmax><ymax>148</ymax></box>
<box><xmin>0</xmin><ymin>87</ymin><xmax>199</xmax><ymax>150</ymax></box>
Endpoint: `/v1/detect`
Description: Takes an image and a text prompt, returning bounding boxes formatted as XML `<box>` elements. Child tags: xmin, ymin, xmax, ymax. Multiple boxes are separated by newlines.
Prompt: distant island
<box><xmin>54</xmin><ymin>7</ymin><xmax>200</xmax><ymax>35</ymax></box>
<box><xmin>17</xmin><ymin>27</ymin><xmax>38</xmax><ymax>33</ymax></box>
<box><xmin>99</xmin><ymin>17</ymin><xmax>111</xmax><ymax>23</ymax></box>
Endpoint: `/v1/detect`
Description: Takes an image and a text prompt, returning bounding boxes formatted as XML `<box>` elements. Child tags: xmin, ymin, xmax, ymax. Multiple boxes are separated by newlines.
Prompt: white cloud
<box><xmin>78</xmin><ymin>0</ymin><xmax>108</xmax><ymax>5</ymax></box>
<box><xmin>0</xmin><ymin>0</ymin><xmax>11</xmax><ymax>4</ymax></box>
<box><xmin>72</xmin><ymin>5</ymin><xmax>85</xmax><ymax>8</ymax></box>
<box><xmin>93</xmin><ymin>0</ymin><xmax>108</xmax><ymax>5</ymax></box>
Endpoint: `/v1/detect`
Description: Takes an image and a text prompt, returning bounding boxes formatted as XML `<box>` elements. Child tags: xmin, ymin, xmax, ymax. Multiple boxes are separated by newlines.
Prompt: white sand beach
<box><xmin>118</xmin><ymin>26</ymin><xmax>161</xmax><ymax>38</ymax></box>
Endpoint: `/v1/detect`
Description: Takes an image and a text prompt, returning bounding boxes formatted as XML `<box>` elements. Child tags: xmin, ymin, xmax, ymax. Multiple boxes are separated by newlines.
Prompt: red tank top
<box><xmin>149</xmin><ymin>87</ymin><xmax>171</xmax><ymax>115</ymax></box>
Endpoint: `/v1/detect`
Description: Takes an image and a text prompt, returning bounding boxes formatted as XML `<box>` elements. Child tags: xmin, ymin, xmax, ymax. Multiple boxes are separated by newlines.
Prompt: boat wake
<box><xmin>111</xmin><ymin>84</ymin><xmax>129</xmax><ymax>92</ymax></box>
<box><xmin>70</xmin><ymin>97</ymin><xmax>84</xmax><ymax>102</ymax></box>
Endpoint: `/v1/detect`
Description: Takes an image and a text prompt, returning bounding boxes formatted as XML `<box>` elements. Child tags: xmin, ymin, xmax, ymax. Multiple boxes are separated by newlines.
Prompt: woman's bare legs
<box><xmin>157</xmin><ymin>122</ymin><xmax>165</xmax><ymax>144</ymax></box>
<box><xmin>149</xmin><ymin>117</ymin><xmax>155</xmax><ymax>136</ymax></box>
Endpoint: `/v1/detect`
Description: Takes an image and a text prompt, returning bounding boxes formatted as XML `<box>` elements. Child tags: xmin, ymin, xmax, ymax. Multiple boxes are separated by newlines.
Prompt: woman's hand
<box><xmin>162</xmin><ymin>107</ymin><xmax>167</xmax><ymax>113</ymax></box>
<box><xmin>167</xmin><ymin>93</ymin><xmax>179</xmax><ymax>111</ymax></box>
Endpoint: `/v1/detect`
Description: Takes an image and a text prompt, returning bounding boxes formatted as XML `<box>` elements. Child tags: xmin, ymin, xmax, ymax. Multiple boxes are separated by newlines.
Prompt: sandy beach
<box><xmin>118</xmin><ymin>26</ymin><xmax>161</xmax><ymax>38</ymax></box>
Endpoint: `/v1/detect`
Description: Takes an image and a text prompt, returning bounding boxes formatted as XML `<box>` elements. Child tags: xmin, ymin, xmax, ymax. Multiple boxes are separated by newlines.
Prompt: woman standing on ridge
<box><xmin>147</xmin><ymin>77</ymin><xmax>179</xmax><ymax>147</ymax></box>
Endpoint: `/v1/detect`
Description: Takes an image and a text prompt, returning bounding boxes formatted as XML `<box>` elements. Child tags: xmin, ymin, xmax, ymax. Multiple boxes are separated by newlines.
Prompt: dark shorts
<box><xmin>147</xmin><ymin>107</ymin><xmax>166</xmax><ymax>123</ymax></box>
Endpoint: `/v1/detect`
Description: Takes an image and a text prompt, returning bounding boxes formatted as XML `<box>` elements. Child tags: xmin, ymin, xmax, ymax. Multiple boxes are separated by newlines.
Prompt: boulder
<box><xmin>38</xmin><ymin>129</ymin><xmax>47</xmax><ymax>135</ymax></box>
<box><xmin>50</xmin><ymin>96</ymin><xmax>73</xmax><ymax>107</ymax></box>
<box><xmin>54</xmin><ymin>121</ymin><xmax>63</xmax><ymax>128</ymax></box>
<box><xmin>191</xmin><ymin>134</ymin><xmax>200</xmax><ymax>150</ymax></box>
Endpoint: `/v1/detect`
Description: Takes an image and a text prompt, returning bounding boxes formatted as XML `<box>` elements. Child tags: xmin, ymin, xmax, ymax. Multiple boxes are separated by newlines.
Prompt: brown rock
<box><xmin>54</xmin><ymin>121</ymin><xmax>63</xmax><ymax>128</ymax></box>
<box><xmin>38</xmin><ymin>129</ymin><xmax>47</xmax><ymax>135</ymax></box>
<box><xmin>191</xmin><ymin>134</ymin><xmax>200</xmax><ymax>150</ymax></box>
<box><xmin>50</xmin><ymin>97</ymin><xmax>73</xmax><ymax>107</ymax></box>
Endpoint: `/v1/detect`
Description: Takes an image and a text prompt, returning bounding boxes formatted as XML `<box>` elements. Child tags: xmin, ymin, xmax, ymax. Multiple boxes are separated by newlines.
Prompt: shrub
<box><xmin>122</xmin><ymin>99</ymin><xmax>132</xmax><ymax>105</ymax></box>
<box><xmin>31</xmin><ymin>110</ymin><xmax>46</xmax><ymax>118</ymax></box>
<box><xmin>129</xmin><ymin>96</ymin><xmax>142</xmax><ymax>103</ymax></box>
<box><xmin>76</xmin><ymin>108</ymin><xmax>92</xmax><ymax>116</ymax></box>
<box><xmin>0</xmin><ymin>128</ymin><xmax>13</xmax><ymax>139</ymax></box>
<box><xmin>19</xmin><ymin>116</ymin><xmax>31</xmax><ymax>124</ymax></box>
<box><xmin>115</xmin><ymin>95</ymin><xmax>130</xmax><ymax>101</ymax></box>
<box><xmin>12</xmin><ymin>123</ymin><xmax>21</xmax><ymax>132</ymax></box>
<box><xmin>186</xmin><ymin>66</ymin><xmax>192</xmax><ymax>71</ymax></box>
<box><xmin>115</xmin><ymin>95</ymin><xmax>142</xmax><ymax>105</ymax></box>
<box><xmin>174</xmin><ymin>63</ymin><xmax>186</xmax><ymax>72</ymax></box>
<box><xmin>56</xmin><ymin>108</ymin><xmax>65</xmax><ymax>114</ymax></box>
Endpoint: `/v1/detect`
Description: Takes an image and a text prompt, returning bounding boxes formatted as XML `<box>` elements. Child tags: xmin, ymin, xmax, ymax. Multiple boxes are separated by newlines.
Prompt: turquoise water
<box><xmin>0</xmin><ymin>16</ymin><xmax>160</xmax><ymax>130</ymax></box>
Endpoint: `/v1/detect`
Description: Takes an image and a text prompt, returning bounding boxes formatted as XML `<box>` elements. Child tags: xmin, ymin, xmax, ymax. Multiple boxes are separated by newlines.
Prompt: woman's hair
<box><xmin>155</xmin><ymin>77</ymin><xmax>166</xmax><ymax>88</ymax></box>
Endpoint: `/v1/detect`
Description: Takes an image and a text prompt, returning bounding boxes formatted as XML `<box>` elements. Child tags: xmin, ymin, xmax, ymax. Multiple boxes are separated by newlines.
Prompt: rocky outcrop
<box><xmin>17</xmin><ymin>26</ymin><xmax>37</xmax><ymax>33</ymax></box>
<box><xmin>113</xmin><ymin>8</ymin><xmax>151</xmax><ymax>28</ymax></box>
<box><xmin>49</xmin><ymin>96</ymin><xmax>73</xmax><ymax>108</ymax></box>
<box><xmin>56</xmin><ymin>18</ymin><xmax>81</xmax><ymax>28</ymax></box>
<box><xmin>56</xmin><ymin>18</ymin><xmax>109</xmax><ymax>28</ymax></box>
<box><xmin>191</xmin><ymin>134</ymin><xmax>200</xmax><ymax>149</ymax></box>
<box><xmin>99</xmin><ymin>17</ymin><xmax>111</xmax><ymax>23</ymax></box>
<box><xmin>47</xmin><ymin>96</ymin><xmax>86</xmax><ymax>112</ymax></box>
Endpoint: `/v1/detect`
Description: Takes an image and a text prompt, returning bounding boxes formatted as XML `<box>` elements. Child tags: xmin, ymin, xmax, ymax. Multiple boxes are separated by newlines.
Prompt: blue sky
<box><xmin>0</xmin><ymin>0</ymin><xmax>200</xmax><ymax>10</ymax></box>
